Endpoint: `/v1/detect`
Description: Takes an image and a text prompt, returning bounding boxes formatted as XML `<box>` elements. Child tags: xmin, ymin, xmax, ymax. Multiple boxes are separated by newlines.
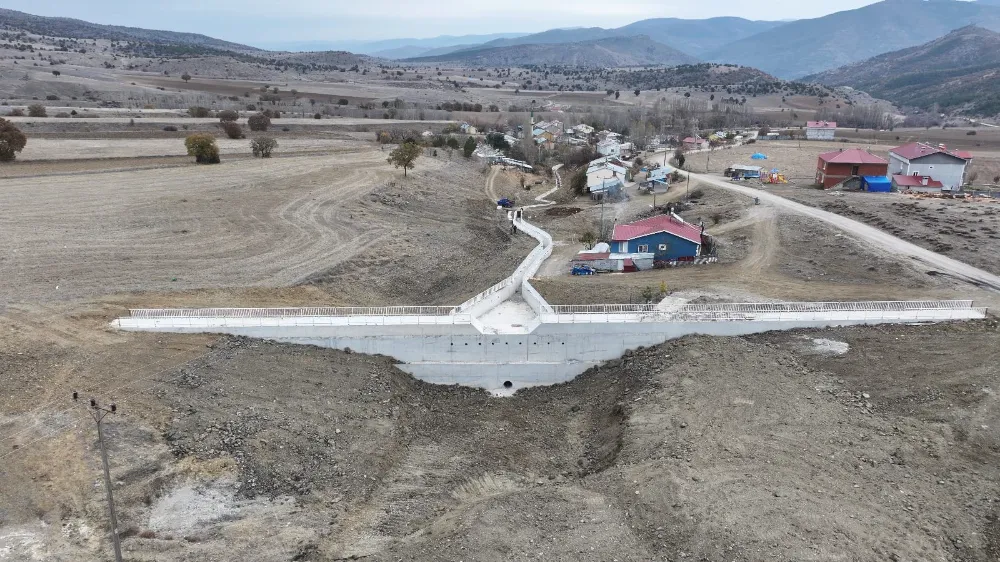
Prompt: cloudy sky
<box><xmin>5</xmin><ymin>0</ymin><xmax>883</xmax><ymax>45</ymax></box>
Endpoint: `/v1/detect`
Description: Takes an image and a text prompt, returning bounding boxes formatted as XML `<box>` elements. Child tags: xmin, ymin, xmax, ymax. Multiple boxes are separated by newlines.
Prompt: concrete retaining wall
<box><xmin>115</xmin><ymin>305</ymin><xmax>986</xmax><ymax>392</ymax></box>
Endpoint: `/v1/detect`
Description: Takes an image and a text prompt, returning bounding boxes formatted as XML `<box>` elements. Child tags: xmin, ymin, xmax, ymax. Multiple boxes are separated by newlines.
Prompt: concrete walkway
<box><xmin>685</xmin><ymin>171</ymin><xmax>1000</xmax><ymax>293</ymax></box>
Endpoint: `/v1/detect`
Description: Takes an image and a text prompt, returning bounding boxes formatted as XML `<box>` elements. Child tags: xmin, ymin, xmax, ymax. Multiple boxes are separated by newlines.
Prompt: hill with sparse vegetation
<box><xmin>805</xmin><ymin>26</ymin><xmax>1000</xmax><ymax>116</ymax></box>
<box><xmin>0</xmin><ymin>8</ymin><xmax>259</xmax><ymax>52</ymax></box>
<box><xmin>408</xmin><ymin>35</ymin><xmax>698</xmax><ymax>68</ymax></box>
<box><xmin>705</xmin><ymin>0</ymin><xmax>1000</xmax><ymax>78</ymax></box>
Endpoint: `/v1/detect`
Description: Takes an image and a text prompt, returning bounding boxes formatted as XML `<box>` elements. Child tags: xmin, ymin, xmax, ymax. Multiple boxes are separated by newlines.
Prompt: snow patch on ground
<box><xmin>810</xmin><ymin>338</ymin><xmax>850</xmax><ymax>356</ymax></box>
<box><xmin>148</xmin><ymin>481</ymin><xmax>240</xmax><ymax>535</ymax></box>
<box><xmin>0</xmin><ymin>527</ymin><xmax>47</xmax><ymax>560</ymax></box>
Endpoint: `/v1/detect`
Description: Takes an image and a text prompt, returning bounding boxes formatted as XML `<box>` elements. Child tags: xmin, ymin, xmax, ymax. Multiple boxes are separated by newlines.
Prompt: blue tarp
<box><xmin>751</xmin><ymin>153</ymin><xmax>768</xmax><ymax>160</ymax></box>
<box><xmin>862</xmin><ymin>176</ymin><xmax>892</xmax><ymax>193</ymax></box>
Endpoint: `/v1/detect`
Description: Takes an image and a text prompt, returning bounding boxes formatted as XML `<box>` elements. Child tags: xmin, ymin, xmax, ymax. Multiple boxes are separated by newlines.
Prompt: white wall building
<box><xmin>597</xmin><ymin>139</ymin><xmax>622</xmax><ymax>158</ymax></box>
<box><xmin>805</xmin><ymin>121</ymin><xmax>837</xmax><ymax>140</ymax></box>
<box><xmin>888</xmin><ymin>142</ymin><xmax>972</xmax><ymax>189</ymax></box>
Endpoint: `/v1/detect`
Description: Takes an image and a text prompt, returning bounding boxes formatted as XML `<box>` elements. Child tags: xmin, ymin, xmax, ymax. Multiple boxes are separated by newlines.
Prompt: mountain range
<box><xmin>409</xmin><ymin>35</ymin><xmax>698</xmax><ymax>67</ymax></box>
<box><xmin>465</xmin><ymin>17</ymin><xmax>785</xmax><ymax>59</ymax></box>
<box><xmin>704</xmin><ymin>0</ymin><xmax>1000</xmax><ymax>78</ymax></box>
<box><xmin>806</xmin><ymin>25</ymin><xmax>1000</xmax><ymax>115</ymax></box>
<box><xmin>397</xmin><ymin>0</ymin><xmax>1000</xmax><ymax>79</ymax></box>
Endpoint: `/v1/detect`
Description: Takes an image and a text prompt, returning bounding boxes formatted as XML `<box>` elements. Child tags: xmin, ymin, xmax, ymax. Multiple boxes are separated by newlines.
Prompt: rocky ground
<box><xmin>4</xmin><ymin>319</ymin><xmax>999</xmax><ymax>561</ymax></box>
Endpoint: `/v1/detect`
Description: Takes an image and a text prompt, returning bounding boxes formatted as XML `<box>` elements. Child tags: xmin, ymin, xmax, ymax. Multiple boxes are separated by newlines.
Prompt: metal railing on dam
<box><xmin>128</xmin><ymin>306</ymin><xmax>461</xmax><ymax>318</ymax></box>
<box><xmin>116</xmin><ymin>300</ymin><xmax>986</xmax><ymax>329</ymax></box>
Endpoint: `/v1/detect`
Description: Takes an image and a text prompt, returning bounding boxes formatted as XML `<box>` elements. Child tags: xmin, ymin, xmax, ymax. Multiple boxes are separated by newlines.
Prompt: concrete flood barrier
<box><xmin>113</xmin><ymin>300</ymin><xmax>987</xmax><ymax>393</ymax></box>
<box><xmin>112</xmin><ymin>213</ymin><xmax>988</xmax><ymax>394</ymax></box>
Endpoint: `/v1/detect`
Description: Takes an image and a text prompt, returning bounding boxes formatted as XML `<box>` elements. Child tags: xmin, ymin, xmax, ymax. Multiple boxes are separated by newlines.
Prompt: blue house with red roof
<box><xmin>611</xmin><ymin>214</ymin><xmax>704</xmax><ymax>262</ymax></box>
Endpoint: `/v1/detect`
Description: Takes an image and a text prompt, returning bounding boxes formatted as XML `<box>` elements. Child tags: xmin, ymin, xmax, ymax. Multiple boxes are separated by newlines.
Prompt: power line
<box><xmin>74</xmin><ymin>393</ymin><xmax>123</xmax><ymax>562</ymax></box>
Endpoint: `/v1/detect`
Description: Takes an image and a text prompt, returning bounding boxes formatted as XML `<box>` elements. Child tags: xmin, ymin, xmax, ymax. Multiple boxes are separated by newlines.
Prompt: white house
<box><xmin>805</xmin><ymin>121</ymin><xmax>837</xmax><ymax>141</ymax></box>
<box><xmin>574</xmin><ymin>124</ymin><xmax>594</xmax><ymax>136</ymax></box>
<box><xmin>888</xmin><ymin>142</ymin><xmax>972</xmax><ymax>189</ymax></box>
<box><xmin>597</xmin><ymin>139</ymin><xmax>622</xmax><ymax>157</ymax></box>
<box><xmin>587</xmin><ymin>163</ymin><xmax>628</xmax><ymax>199</ymax></box>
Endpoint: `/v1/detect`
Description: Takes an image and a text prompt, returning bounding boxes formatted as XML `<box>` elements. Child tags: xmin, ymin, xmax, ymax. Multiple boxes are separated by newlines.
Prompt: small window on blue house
<box><xmin>658</xmin><ymin>244</ymin><xmax>668</xmax><ymax>251</ymax></box>
<box><xmin>637</xmin><ymin>244</ymin><xmax>648</xmax><ymax>253</ymax></box>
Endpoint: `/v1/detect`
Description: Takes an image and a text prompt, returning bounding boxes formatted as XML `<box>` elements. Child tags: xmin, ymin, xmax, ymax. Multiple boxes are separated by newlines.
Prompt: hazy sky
<box><xmin>5</xmin><ymin>0</ymin><xmax>885</xmax><ymax>44</ymax></box>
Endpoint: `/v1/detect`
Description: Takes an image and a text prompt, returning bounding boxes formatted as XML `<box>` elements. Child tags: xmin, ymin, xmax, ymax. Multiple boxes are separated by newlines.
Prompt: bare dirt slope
<box><xmin>3</xmin><ymin>318</ymin><xmax>998</xmax><ymax>561</ymax></box>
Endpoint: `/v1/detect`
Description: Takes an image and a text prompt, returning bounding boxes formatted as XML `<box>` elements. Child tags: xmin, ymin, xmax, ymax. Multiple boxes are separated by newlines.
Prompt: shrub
<box><xmin>251</xmin><ymin>136</ymin><xmax>278</xmax><ymax>158</ymax></box>
<box><xmin>220</xmin><ymin>121</ymin><xmax>243</xmax><ymax>139</ymax></box>
<box><xmin>8</xmin><ymin>108</ymin><xmax>24</xmax><ymax>117</ymax></box>
<box><xmin>967</xmin><ymin>130</ymin><xmax>977</xmax><ymax>136</ymax></box>
<box><xmin>46</xmin><ymin>95</ymin><xmax>59</xmax><ymax>101</ymax></box>
<box><xmin>69</xmin><ymin>109</ymin><xmax>77</xmax><ymax>116</ymax></box>
<box><xmin>217</xmin><ymin>109</ymin><xmax>238</xmax><ymax>122</ymax></box>
<box><xmin>55</xmin><ymin>112</ymin><xmax>70</xmax><ymax>118</ymax></box>
<box><xmin>184</xmin><ymin>134</ymin><xmax>220</xmax><ymax>164</ymax></box>
<box><xmin>282</xmin><ymin>127</ymin><xmax>289</xmax><ymax>132</ymax></box>
<box><xmin>187</xmin><ymin>106</ymin><xmax>210</xmax><ymax>118</ymax></box>
<box><xmin>51</xmin><ymin>70</ymin><xmax>60</xmax><ymax>76</ymax></box>
<box><xmin>314</xmin><ymin>113</ymin><xmax>321</xmax><ymax>119</ymax></box>
<box><xmin>338</xmin><ymin>99</ymin><xmax>349</xmax><ymax>105</ymax></box>
<box><xmin>27</xmin><ymin>104</ymin><xmax>46</xmax><ymax>117</ymax></box>
<box><xmin>0</xmin><ymin>117</ymin><xmax>28</xmax><ymax>162</ymax></box>
<box><xmin>248</xmin><ymin>113</ymin><xmax>270</xmax><ymax>131</ymax></box>
<box><xmin>163</xmin><ymin>125</ymin><xmax>178</xmax><ymax>131</ymax></box>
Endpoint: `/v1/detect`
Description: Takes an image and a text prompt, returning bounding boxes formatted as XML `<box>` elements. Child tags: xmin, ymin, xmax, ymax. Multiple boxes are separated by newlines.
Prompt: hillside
<box><xmin>477</xmin><ymin>17</ymin><xmax>784</xmax><ymax>58</ymax></box>
<box><xmin>705</xmin><ymin>0</ymin><xmax>1000</xmax><ymax>78</ymax></box>
<box><xmin>408</xmin><ymin>35</ymin><xmax>699</xmax><ymax>67</ymax></box>
<box><xmin>0</xmin><ymin>8</ymin><xmax>259</xmax><ymax>52</ymax></box>
<box><xmin>611</xmin><ymin>63</ymin><xmax>833</xmax><ymax>99</ymax></box>
<box><xmin>806</xmin><ymin>26</ymin><xmax>1000</xmax><ymax>115</ymax></box>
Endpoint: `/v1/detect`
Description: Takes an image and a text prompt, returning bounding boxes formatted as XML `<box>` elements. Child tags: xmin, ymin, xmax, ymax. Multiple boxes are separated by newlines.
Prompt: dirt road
<box><xmin>686</xmin><ymin>171</ymin><xmax>1000</xmax><ymax>292</ymax></box>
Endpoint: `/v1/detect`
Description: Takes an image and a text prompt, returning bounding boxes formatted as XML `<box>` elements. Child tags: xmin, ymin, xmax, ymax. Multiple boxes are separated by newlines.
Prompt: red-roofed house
<box><xmin>889</xmin><ymin>143</ymin><xmax>971</xmax><ymax>189</ymax></box>
<box><xmin>611</xmin><ymin>213</ymin><xmax>704</xmax><ymax>261</ymax></box>
<box><xmin>683</xmin><ymin>137</ymin><xmax>709</xmax><ymax>151</ymax></box>
<box><xmin>815</xmin><ymin>148</ymin><xmax>889</xmax><ymax>189</ymax></box>
<box><xmin>806</xmin><ymin>121</ymin><xmax>837</xmax><ymax>141</ymax></box>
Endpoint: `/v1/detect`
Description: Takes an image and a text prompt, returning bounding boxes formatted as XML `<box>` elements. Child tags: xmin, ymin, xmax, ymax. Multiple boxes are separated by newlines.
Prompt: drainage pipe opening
<box><xmin>502</xmin><ymin>381</ymin><xmax>513</xmax><ymax>389</ymax></box>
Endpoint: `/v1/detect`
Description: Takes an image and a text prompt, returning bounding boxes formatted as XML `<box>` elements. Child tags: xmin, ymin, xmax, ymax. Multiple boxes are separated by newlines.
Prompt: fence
<box><xmin>540</xmin><ymin>300</ymin><xmax>986</xmax><ymax>324</ymax></box>
<box><xmin>127</xmin><ymin>306</ymin><xmax>461</xmax><ymax>318</ymax></box>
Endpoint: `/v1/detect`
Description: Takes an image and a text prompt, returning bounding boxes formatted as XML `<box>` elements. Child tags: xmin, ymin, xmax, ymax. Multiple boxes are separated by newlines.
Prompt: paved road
<box><xmin>685</xmin><ymin>171</ymin><xmax>1000</xmax><ymax>293</ymax></box>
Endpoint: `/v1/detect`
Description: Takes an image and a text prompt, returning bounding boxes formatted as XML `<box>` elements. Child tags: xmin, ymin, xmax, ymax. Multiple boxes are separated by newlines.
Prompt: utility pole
<box><xmin>74</xmin><ymin>392</ymin><xmax>123</xmax><ymax>562</ymax></box>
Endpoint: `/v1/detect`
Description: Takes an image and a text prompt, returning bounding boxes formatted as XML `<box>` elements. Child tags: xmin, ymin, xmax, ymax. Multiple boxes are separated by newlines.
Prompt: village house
<box><xmin>683</xmin><ymin>137</ymin><xmax>709</xmax><ymax>151</ymax></box>
<box><xmin>587</xmin><ymin>162</ymin><xmax>628</xmax><ymax>200</ymax></box>
<box><xmin>597</xmin><ymin>139</ymin><xmax>622</xmax><ymax>158</ymax></box>
<box><xmin>611</xmin><ymin>214</ymin><xmax>704</xmax><ymax>262</ymax></box>
<box><xmin>815</xmin><ymin>148</ymin><xmax>889</xmax><ymax>189</ymax></box>
<box><xmin>806</xmin><ymin>121</ymin><xmax>837</xmax><ymax>141</ymax></box>
<box><xmin>587</xmin><ymin>156</ymin><xmax>630</xmax><ymax>178</ymax></box>
<box><xmin>888</xmin><ymin>142</ymin><xmax>972</xmax><ymax>189</ymax></box>
<box><xmin>645</xmin><ymin>166</ymin><xmax>674</xmax><ymax>187</ymax></box>
<box><xmin>574</xmin><ymin>124</ymin><xmax>594</xmax><ymax>136</ymax></box>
